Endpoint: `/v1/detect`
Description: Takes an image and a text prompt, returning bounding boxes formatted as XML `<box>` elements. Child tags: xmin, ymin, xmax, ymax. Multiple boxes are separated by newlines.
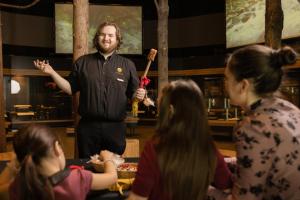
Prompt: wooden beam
<box><xmin>73</xmin><ymin>0</ymin><xmax>89</xmax><ymax>159</ymax></box>
<box><xmin>265</xmin><ymin>0</ymin><xmax>283</xmax><ymax>49</ymax></box>
<box><xmin>0</xmin><ymin>12</ymin><xmax>6</xmax><ymax>152</ymax></box>
<box><xmin>3</xmin><ymin>68</ymin><xmax>70</xmax><ymax>77</ymax></box>
<box><xmin>137</xmin><ymin>68</ymin><xmax>225</xmax><ymax>77</ymax></box>
<box><xmin>3</xmin><ymin>63</ymin><xmax>300</xmax><ymax>77</ymax></box>
<box><xmin>155</xmin><ymin>0</ymin><xmax>169</xmax><ymax>97</ymax></box>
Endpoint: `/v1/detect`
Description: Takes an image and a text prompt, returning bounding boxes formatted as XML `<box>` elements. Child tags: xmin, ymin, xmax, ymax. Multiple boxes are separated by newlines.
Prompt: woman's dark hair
<box><xmin>227</xmin><ymin>45</ymin><xmax>298</xmax><ymax>96</ymax></box>
<box><xmin>93</xmin><ymin>21</ymin><xmax>122</xmax><ymax>51</ymax></box>
<box><xmin>155</xmin><ymin>79</ymin><xmax>216</xmax><ymax>200</ymax></box>
<box><xmin>13</xmin><ymin>124</ymin><xmax>59</xmax><ymax>200</ymax></box>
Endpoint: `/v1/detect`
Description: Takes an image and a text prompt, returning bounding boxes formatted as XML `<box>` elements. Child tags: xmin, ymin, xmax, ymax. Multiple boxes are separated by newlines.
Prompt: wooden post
<box><xmin>265</xmin><ymin>0</ymin><xmax>283</xmax><ymax>49</ymax></box>
<box><xmin>73</xmin><ymin>0</ymin><xmax>89</xmax><ymax>158</ymax></box>
<box><xmin>0</xmin><ymin>0</ymin><xmax>42</xmax><ymax>153</ymax></box>
<box><xmin>154</xmin><ymin>0</ymin><xmax>169</xmax><ymax>98</ymax></box>
<box><xmin>0</xmin><ymin>12</ymin><xmax>6</xmax><ymax>152</ymax></box>
<box><xmin>73</xmin><ymin>0</ymin><xmax>89</xmax><ymax>62</ymax></box>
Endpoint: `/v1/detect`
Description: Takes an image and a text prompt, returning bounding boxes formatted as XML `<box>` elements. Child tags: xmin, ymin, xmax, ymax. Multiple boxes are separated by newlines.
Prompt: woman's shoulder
<box><xmin>257</xmin><ymin>97</ymin><xmax>300</xmax><ymax>124</ymax></box>
<box><xmin>275</xmin><ymin>97</ymin><xmax>300</xmax><ymax>112</ymax></box>
<box><xmin>58</xmin><ymin>168</ymin><xmax>93</xmax><ymax>186</ymax></box>
<box><xmin>69</xmin><ymin>168</ymin><xmax>92</xmax><ymax>178</ymax></box>
<box><xmin>139</xmin><ymin>137</ymin><xmax>160</xmax><ymax>164</ymax></box>
<box><xmin>56</xmin><ymin>168</ymin><xmax>93</xmax><ymax>191</ymax></box>
<box><xmin>260</xmin><ymin>97</ymin><xmax>300</xmax><ymax>113</ymax></box>
<box><xmin>235</xmin><ymin>97</ymin><xmax>300</xmax><ymax>138</ymax></box>
<box><xmin>245</xmin><ymin>97</ymin><xmax>299</xmax><ymax>121</ymax></box>
<box><xmin>143</xmin><ymin>138</ymin><xmax>157</xmax><ymax>153</ymax></box>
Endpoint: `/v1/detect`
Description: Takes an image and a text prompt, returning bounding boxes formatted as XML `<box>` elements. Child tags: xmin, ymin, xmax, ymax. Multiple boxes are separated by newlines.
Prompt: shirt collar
<box><xmin>250</xmin><ymin>99</ymin><xmax>262</xmax><ymax>111</ymax></box>
<box><xmin>99</xmin><ymin>51</ymin><xmax>115</xmax><ymax>60</ymax></box>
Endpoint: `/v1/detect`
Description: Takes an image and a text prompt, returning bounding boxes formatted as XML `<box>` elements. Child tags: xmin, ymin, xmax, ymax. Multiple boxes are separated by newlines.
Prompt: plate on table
<box><xmin>117</xmin><ymin>162</ymin><xmax>137</xmax><ymax>179</ymax></box>
<box><xmin>89</xmin><ymin>157</ymin><xmax>137</xmax><ymax>178</ymax></box>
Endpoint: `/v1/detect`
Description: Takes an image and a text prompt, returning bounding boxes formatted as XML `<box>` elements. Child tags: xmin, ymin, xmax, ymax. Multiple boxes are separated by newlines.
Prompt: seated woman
<box><xmin>224</xmin><ymin>44</ymin><xmax>300</xmax><ymax>199</ymax></box>
<box><xmin>127</xmin><ymin>79</ymin><xmax>233</xmax><ymax>200</ymax></box>
<box><xmin>4</xmin><ymin>124</ymin><xmax>118</xmax><ymax>200</ymax></box>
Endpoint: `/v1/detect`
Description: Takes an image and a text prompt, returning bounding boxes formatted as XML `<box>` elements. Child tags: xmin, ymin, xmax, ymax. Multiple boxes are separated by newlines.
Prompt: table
<box><xmin>0</xmin><ymin>158</ymin><xmax>138</xmax><ymax>200</ymax></box>
<box><xmin>125</xmin><ymin>117</ymin><xmax>139</xmax><ymax>136</ymax></box>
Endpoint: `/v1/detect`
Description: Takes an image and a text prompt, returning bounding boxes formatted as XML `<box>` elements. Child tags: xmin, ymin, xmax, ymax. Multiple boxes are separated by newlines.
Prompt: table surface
<box><xmin>0</xmin><ymin>157</ymin><xmax>138</xmax><ymax>200</ymax></box>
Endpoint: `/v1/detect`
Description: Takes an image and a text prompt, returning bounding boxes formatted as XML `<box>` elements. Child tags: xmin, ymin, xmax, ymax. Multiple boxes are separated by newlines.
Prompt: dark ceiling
<box><xmin>0</xmin><ymin>0</ymin><xmax>225</xmax><ymax>20</ymax></box>
<box><xmin>0</xmin><ymin>0</ymin><xmax>227</xmax><ymax>65</ymax></box>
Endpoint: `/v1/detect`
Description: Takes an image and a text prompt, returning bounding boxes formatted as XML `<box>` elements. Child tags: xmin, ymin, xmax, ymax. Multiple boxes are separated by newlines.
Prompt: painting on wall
<box><xmin>226</xmin><ymin>0</ymin><xmax>300</xmax><ymax>48</ymax></box>
<box><xmin>55</xmin><ymin>3</ymin><xmax>142</xmax><ymax>54</ymax></box>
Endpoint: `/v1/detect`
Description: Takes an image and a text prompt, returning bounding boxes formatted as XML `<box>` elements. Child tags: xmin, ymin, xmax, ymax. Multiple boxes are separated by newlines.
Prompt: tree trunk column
<box><xmin>0</xmin><ymin>12</ymin><xmax>7</xmax><ymax>152</ymax></box>
<box><xmin>73</xmin><ymin>0</ymin><xmax>89</xmax><ymax>158</ymax></box>
<box><xmin>155</xmin><ymin>0</ymin><xmax>169</xmax><ymax>97</ymax></box>
<box><xmin>73</xmin><ymin>0</ymin><xmax>89</xmax><ymax>61</ymax></box>
<box><xmin>265</xmin><ymin>0</ymin><xmax>283</xmax><ymax>49</ymax></box>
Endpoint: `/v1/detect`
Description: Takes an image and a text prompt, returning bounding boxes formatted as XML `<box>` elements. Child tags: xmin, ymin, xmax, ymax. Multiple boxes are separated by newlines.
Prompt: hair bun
<box><xmin>277</xmin><ymin>46</ymin><xmax>298</xmax><ymax>66</ymax></box>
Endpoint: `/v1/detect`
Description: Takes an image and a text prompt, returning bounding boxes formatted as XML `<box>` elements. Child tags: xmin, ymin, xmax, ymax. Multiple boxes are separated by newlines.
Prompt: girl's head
<box><xmin>156</xmin><ymin>79</ymin><xmax>216</xmax><ymax>200</ymax></box>
<box><xmin>225</xmin><ymin>45</ymin><xmax>298</xmax><ymax>107</ymax></box>
<box><xmin>13</xmin><ymin>124</ymin><xmax>65</xmax><ymax>200</ymax></box>
<box><xmin>157</xmin><ymin>79</ymin><xmax>208</xmax><ymax>139</ymax></box>
<box><xmin>14</xmin><ymin>124</ymin><xmax>65</xmax><ymax>168</ymax></box>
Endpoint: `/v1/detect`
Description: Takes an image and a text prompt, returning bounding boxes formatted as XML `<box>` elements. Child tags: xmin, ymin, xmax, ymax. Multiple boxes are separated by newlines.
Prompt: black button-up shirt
<box><xmin>68</xmin><ymin>52</ymin><xmax>139</xmax><ymax>121</ymax></box>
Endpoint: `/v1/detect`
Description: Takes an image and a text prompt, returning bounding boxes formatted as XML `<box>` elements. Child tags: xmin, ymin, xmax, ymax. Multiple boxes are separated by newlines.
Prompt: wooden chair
<box><xmin>0</xmin><ymin>152</ymin><xmax>15</xmax><ymax>161</ymax></box>
<box><xmin>0</xmin><ymin>151</ymin><xmax>16</xmax><ymax>200</ymax></box>
<box><xmin>219</xmin><ymin>149</ymin><xmax>236</xmax><ymax>157</ymax></box>
<box><xmin>122</xmin><ymin>139</ymin><xmax>139</xmax><ymax>158</ymax></box>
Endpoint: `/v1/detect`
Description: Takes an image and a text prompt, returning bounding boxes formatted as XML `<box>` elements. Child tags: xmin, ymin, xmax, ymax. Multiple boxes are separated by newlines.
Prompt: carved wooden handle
<box><xmin>147</xmin><ymin>48</ymin><xmax>157</xmax><ymax>62</ymax></box>
<box><xmin>143</xmin><ymin>49</ymin><xmax>157</xmax><ymax>77</ymax></box>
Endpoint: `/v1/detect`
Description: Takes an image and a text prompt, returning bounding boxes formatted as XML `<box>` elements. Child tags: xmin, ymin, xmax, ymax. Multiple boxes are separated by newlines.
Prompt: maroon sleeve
<box><xmin>212</xmin><ymin>149</ymin><xmax>233</xmax><ymax>190</ymax></box>
<box><xmin>131</xmin><ymin>140</ymin><xmax>159</xmax><ymax>197</ymax></box>
<box><xmin>53</xmin><ymin>169</ymin><xmax>93</xmax><ymax>200</ymax></box>
<box><xmin>77</xmin><ymin>169</ymin><xmax>93</xmax><ymax>195</ymax></box>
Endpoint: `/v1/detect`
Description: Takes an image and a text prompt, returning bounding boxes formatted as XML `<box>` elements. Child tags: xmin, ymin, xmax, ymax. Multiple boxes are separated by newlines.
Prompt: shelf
<box><xmin>208</xmin><ymin>119</ymin><xmax>238</xmax><ymax>127</ymax></box>
<box><xmin>139</xmin><ymin>68</ymin><xmax>226</xmax><ymax>77</ymax></box>
<box><xmin>0</xmin><ymin>151</ymin><xmax>15</xmax><ymax>161</ymax></box>
<box><xmin>219</xmin><ymin>149</ymin><xmax>236</xmax><ymax>157</ymax></box>
<box><xmin>5</xmin><ymin>119</ymin><xmax>74</xmax><ymax>127</ymax></box>
<box><xmin>128</xmin><ymin>117</ymin><xmax>238</xmax><ymax>127</ymax></box>
<box><xmin>6</xmin><ymin>131</ymin><xmax>16</xmax><ymax>139</ymax></box>
<box><xmin>4</xmin><ymin>62</ymin><xmax>300</xmax><ymax>77</ymax></box>
<box><xmin>3</xmin><ymin>67</ymin><xmax>225</xmax><ymax>77</ymax></box>
<box><xmin>3</xmin><ymin>68</ymin><xmax>70</xmax><ymax>77</ymax></box>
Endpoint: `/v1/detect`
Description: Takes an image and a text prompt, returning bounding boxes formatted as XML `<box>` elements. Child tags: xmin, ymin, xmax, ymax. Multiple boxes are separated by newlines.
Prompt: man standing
<box><xmin>34</xmin><ymin>22</ymin><xmax>145</xmax><ymax>158</ymax></box>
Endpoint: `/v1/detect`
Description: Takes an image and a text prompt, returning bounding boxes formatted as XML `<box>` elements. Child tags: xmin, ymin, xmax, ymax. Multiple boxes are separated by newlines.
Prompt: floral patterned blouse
<box><xmin>233</xmin><ymin>97</ymin><xmax>300</xmax><ymax>200</ymax></box>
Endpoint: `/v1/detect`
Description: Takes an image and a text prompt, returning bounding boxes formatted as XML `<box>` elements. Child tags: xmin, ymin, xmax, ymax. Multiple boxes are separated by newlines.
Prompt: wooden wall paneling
<box><xmin>0</xmin><ymin>12</ymin><xmax>6</xmax><ymax>152</ymax></box>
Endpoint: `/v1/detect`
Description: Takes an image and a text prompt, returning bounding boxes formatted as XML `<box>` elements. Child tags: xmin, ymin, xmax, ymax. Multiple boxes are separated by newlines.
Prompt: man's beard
<box><xmin>98</xmin><ymin>42</ymin><xmax>118</xmax><ymax>54</ymax></box>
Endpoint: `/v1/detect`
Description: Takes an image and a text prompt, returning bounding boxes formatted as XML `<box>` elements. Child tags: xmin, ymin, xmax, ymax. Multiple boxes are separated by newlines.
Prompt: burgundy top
<box><xmin>131</xmin><ymin>139</ymin><xmax>232</xmax><ymax>200</ymax></box>
<box><xmin>9</xmin><ymin>168</ymin><xmax>93</xmax><ymax>200</ymax></box>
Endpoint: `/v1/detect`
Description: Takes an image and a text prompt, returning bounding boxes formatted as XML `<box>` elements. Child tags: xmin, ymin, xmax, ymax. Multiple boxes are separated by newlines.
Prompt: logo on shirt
<box><xmin>116</xmin><ymin>67</ymin><xmax>123</xmax><ymax>75</ymax></box>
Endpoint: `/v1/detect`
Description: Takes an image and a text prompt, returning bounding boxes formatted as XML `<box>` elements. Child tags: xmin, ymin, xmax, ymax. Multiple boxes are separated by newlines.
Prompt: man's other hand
<box><xmin>135</xmin><ymin>88</ymin><xmax>146</xmax><ymax>101</ymax></box>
